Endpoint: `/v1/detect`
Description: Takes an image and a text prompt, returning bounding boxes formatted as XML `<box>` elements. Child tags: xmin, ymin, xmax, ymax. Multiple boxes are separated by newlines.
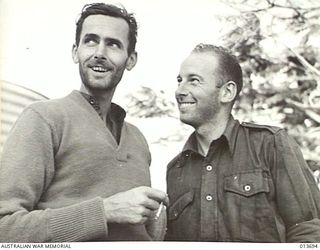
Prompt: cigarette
<box><xmin>154</xmin><ymin>202</ymin><xmax>164</xmax><ymax>220</ymax></box>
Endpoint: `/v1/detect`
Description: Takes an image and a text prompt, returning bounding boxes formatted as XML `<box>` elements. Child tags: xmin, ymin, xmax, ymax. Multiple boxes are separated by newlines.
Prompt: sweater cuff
<box><xmin>49</xmin><ymin>197</ymin><xmax>107</xmax><ymax>242</ymax></box>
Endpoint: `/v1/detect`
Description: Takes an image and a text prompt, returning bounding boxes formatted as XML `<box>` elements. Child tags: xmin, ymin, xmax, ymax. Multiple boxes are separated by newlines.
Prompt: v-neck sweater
<box><xmin>0</xmin><ymin>90</ymin><xmax>152</xmax><ymax>242</ymax></box>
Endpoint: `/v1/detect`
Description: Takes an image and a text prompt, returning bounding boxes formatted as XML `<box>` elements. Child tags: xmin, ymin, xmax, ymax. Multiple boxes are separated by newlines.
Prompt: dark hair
<box><xmin>193</xmin><ymin>44</ymin><xmax>243</xmax><ymax>97</ymax></box>
<box><xmin>75</xmin><ymin>3</ymin><xmax>138</xmax><ymax>54</ymax></box>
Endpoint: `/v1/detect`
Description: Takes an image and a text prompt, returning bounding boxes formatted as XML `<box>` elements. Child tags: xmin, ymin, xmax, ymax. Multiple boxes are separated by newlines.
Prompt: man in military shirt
<box><xmin>165</xmin><ymin>44</ymin><xmax>320</xmax><ymax>242</ymax></box>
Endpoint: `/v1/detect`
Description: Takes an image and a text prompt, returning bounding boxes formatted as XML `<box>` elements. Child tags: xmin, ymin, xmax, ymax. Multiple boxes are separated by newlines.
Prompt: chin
<box><xmin>85</xmin><ymin>82</ymin><xmax>116</xmax><ymax>92</ymax></box>
<box><xmin>179</xmin><ymin>116</ymin><xmax>197</xmax><ymax>128</ymax></box>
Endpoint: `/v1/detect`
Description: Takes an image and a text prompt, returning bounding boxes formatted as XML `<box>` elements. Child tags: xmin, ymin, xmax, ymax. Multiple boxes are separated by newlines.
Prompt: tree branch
<box><xmin>286</xmin><ymin>99</ymin><xmax>320</xmax><ymax>123</ymax></box>
<box><xmin>286</xmin><ymin>46</ymin><xmax>320</xmax><ymax>77</ymax></box>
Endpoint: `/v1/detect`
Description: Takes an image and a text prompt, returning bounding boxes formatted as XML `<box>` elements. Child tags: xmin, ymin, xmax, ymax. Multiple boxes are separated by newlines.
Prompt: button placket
<box><xmin>206</xmin><ymin>194</ymin><xmax>213</xmax><ymax>201</ymax></box>
<box><xmin>206</xmin><ymin>165</ymin><xmax>213</xmax><ymax>171</ymax></box>
<box><xmin>200</xmin><ymin>159</ymin><xmax>217</xmax><ymax>239</ymax></box>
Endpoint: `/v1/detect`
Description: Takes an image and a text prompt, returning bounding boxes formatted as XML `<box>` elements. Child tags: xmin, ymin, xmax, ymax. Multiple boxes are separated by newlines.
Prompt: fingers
<box><xmin>141</xmin><ymin>187</ymin><xmax>169</xmax><ymax>206</ymax></box>
<box><xmin>139</xmin><ymin>207</ymin><xmax>156</xmax><ymax>224</ymax></box>
<box><xmin>162</xmin><ymin>195</ymin><xmax>169</xmax><ymax>207</ymax></box>
<box><xmin>142</xmin><ymin>198</ymin><xmax>160</xmax><ymax>210</ymax></box>
<box><xmin>140</xmin><ymin>207</ymin><xmax>153</xmax><ymax>218</ymax></box>
<box><xmin>103</xmin><ymin>186</ymin><xmax>168</xmax><ymax>225</ymax></box>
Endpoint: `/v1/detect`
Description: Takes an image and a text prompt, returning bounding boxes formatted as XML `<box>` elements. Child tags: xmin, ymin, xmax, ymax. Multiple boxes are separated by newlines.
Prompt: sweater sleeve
<box><xmin>0</xmin><ymin>107</ymin><xmax>108</xmax><ymax>242</ymax></box>
<box><xmin>145</xmin><ymin>207</ymin><xmax>167</xmax><ymax>241</ymax></box>
<box><xmin>272</xmin><ymin>130</ymin><xmax>320</xmax><ymax>242</ymax></box>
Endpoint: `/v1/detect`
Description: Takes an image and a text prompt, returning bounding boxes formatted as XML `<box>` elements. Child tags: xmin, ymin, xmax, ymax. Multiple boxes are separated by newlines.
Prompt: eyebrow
<box><xmin>178</xmin><ymin>73</ymin><xmax>203</xmax><ymax>79</ymax></box>
<box><xmin>106</xmin><ymin>38</ymin><xmax>123</xmax><ymax>47</ymax></box>
<box><xmin>82</xmin><ymin>34</ymin><xmax>123</xmax><ymax>47</ymax></box>
<box><xmin>82</xmin><ymin>33</ymin><xmax>99</xmax><ymax>40</ymax></box>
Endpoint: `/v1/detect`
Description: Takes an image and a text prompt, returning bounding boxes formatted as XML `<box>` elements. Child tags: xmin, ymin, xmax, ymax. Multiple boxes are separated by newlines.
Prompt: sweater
<box><xmin>0</xmin><ymin>90</ymin><xmax>152</xmax><ymax>242</ymax></box>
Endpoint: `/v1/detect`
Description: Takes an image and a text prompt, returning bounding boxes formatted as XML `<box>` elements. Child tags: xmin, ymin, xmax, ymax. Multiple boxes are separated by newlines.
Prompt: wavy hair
<box><xmin>75</xmin><ymin>3</ymin><xmax>138</xmax><ymax>54</ymax></box>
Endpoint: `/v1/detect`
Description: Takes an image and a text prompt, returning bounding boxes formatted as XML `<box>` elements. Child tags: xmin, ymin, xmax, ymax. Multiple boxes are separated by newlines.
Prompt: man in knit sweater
<box><xmin>0</xmin><ymin>3</ymin><xmax>168</xmax><ymax>242</ymax></box>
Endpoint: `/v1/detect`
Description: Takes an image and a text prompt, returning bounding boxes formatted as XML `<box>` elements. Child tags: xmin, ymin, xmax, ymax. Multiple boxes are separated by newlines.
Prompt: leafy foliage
<box><xmin>126</xmin><ymin>86</ymin><xmax>176</xmax><ymax>118</ymax></box>
<box><xmin>219</xmin><ymin>0</ymin><xmax>320</xmax><ymax>163</ymax></box>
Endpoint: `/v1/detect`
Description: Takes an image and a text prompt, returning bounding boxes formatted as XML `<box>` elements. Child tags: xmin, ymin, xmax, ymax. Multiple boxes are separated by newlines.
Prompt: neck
<box><xmin>195</xmin><ymin>111</ymin><xmax>230</xmax><ymax>156</ymax></box>
<box><xmin>80</xmin><ymin>85</ymin><xmax>115</xmax><ymax>122</ymax></box>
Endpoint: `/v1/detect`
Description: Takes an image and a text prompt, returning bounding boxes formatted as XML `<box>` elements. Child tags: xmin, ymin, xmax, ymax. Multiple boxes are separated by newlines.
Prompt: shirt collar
<box><xmin>181</xmin><ymin>115</ymin><xmax>240</xmax><ymax>158</ymax></box>
<box><xmin>79</xmin><ymin>91</ymin><xmax>126</xmax><ymax>123</ymax></box>
<box><xmin>223</xmin><ymin>115</ymin><xmax>240</xmax><ymax>154</ymax></box>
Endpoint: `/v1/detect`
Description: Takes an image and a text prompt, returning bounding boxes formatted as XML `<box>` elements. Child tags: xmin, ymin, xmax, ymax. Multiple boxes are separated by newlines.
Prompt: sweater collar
<box><xmin>70</xmin><ymin>90</ymin><xmax>127</xmax><ymax>144</ymax></box>
<box><xmin>74</xmin><ymin>90</ymin><xmax>127</xmax><ymax>123</ymax></box>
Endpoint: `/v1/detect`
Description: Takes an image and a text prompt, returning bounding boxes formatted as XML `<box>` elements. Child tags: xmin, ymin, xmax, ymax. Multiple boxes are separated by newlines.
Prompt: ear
<box><xmin>126</xmin><ymin>51</ymin><xmax>137</xmax><ymax>71</ymax></box>
<box><xmin>72</xmin><ymin>44</ymin><xmax>79</xmax><ymax>64</ymax></box>
<box><xmin>220</xmin><ymin>81</ymin><xmax>237</xmax><ymax>104</ymax></box>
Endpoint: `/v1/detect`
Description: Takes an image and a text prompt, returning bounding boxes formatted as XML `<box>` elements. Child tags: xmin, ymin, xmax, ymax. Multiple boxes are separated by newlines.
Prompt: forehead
<box><xmin>81</xmin><ymin>14</ymin><xmax>130</xmax><ymax>41</ymax></box>
<box><xmin>179</xmin><ymin>52</ymin><xmax>220</xmax><ymax>76</ymax></box>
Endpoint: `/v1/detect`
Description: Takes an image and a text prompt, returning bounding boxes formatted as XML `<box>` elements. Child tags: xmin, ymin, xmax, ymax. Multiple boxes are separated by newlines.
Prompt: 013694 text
<box><xmin>300</xmin><ymin>244</ymin><xmax>318</xmax><ymax>249</ymax></box>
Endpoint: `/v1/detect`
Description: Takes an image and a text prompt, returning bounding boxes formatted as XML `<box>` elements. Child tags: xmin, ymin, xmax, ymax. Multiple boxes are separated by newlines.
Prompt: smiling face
<box><xmin>72</xmin><ymin>14</ymin><xmax>137</xmax><ymax>95</ymax></box>
<box><xmin>175</xmin><ymin>52</ymin><xmax>223</xmax><ymax>129</ymax></box>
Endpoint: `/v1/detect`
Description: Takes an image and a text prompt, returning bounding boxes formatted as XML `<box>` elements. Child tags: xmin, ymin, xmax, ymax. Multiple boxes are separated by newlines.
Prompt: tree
<box><xmin>218</xmin><ymin>0</ymin><xmax>320</xmax><ymax>163</ymax></box>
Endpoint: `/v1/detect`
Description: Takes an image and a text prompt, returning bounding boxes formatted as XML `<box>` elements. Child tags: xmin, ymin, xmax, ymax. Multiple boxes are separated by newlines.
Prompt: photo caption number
<box><xmin>300</xmin><ymin>244</ymin><xmax>318</xmax><ymax>249</ymax></box>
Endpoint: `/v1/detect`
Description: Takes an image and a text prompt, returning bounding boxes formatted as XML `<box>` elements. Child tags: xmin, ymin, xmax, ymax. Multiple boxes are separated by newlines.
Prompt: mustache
<box><xmin>88</xmin><ymin>59</ymin><xmax>112</xmax><ymax>70</ymax></box>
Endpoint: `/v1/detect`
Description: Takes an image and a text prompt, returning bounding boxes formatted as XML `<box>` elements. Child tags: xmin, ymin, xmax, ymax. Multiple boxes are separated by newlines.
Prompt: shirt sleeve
<box><xmin>273</xmin><ymin>130</ymin><xmax>320</xmax><ymax>242</ymax></box>
<box><xmin>0</xmin><ymin>107</ymin><xmax>108</xmax><ymax>242</ymax></box>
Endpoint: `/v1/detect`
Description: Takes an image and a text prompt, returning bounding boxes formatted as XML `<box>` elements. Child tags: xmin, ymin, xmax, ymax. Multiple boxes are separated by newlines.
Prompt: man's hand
<box><xmin>103</xmin><ymin>186</ymin><xmax>169</xmax><ymax>224</ymax></box>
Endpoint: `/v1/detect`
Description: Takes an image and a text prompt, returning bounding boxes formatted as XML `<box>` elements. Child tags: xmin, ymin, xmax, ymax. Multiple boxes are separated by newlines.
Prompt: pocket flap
<box><xmin>168</xmin><ymin>190</ymin><xmax>194</xmax><ymax>220</ymax></box>
<box><xmin>224</xmin><ymin>169</ymin><xmax>269</xmax><ymax>197</ymax></box>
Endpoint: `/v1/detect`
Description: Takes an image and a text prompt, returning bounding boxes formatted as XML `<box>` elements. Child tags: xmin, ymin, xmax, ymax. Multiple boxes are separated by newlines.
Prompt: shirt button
<box><xmin>206</xmin><ymin>195</ymin><xmax>213</xmax><ymax>201</ymax></box>
<box><xmin>206</xmin><ymin>165</ymin><xmax>213</xmax><ymax>171</ymax></box>
<box><xmin>243</xmin><ymin>184</ymin><xmax>251</xmax><ymax>192</ymax></box>
<box><xmin>89</xmin><ymin>99</ymin><xmax>95</xmax><ymax>105</ymax></box>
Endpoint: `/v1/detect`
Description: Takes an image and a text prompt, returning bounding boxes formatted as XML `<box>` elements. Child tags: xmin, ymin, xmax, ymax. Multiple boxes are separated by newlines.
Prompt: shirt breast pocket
<box><xmin>224</xmin><ymin>169</ymin><xmax>270</xmax><ymax>197</ymax></box>
<box><xmin>168</xmin><ymin>189</ymin><xmax>194</xmax><ymax>220</ymax></box>
<box><xmin>223</xmin><ymin>169</ymin><xmax>276</xmax><ymax>241</ymax></box>
<box><xmin>166</xmin><ymin>189</ymin><xmax>196</xmax><ymax>240</ymax></box>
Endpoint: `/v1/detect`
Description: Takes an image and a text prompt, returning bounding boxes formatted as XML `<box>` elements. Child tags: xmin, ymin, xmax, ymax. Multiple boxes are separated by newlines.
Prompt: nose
<box><xmin>94</xmin><ymin>42</ymin><xmax>107</xmax><ymax>60</ymax></box>
<box><xmin>175</xmin><ymin>81</ymin><xmax>189</xmax><ymax>100</ymax></box>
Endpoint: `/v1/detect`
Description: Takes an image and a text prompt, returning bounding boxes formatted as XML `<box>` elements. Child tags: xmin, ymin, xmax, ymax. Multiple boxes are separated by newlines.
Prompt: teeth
<box><xmin>180</xmin><ymin>103</ymin><xmax>195</xmax><ymax>107</ymax></box>
<box><xmin>92</xmin><ymin>66</ymin><xmax>107</xmax><ymax>72</ymax></box>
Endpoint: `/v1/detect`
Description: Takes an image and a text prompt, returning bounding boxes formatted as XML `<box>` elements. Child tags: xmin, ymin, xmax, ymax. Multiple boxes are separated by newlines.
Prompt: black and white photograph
<box><xmin>0</xmin><ymin>0</ymin><xmax>320</xmax><ymax>249</ymax></box>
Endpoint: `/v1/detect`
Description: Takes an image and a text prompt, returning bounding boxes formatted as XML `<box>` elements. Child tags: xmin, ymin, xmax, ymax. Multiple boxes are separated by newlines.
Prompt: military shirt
<box><xmin>166</xmin><ymin>116</ymin><xmax>320</xmax><ymax>242</ymax></box>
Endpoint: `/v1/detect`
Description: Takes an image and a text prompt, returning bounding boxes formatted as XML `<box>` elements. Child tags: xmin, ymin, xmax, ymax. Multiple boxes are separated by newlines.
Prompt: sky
<box><xmin>0</xmin><ymin>0</ymin><xmax>237</xmax><ymax>104</ymax></box>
